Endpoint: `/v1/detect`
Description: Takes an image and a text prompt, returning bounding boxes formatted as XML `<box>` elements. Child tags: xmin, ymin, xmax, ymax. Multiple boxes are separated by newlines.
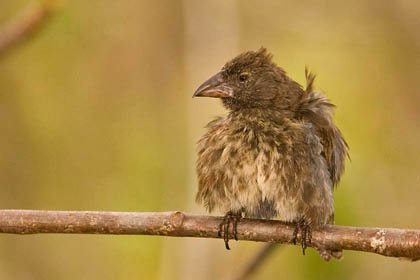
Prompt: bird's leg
<box><xmin>218</xmin><ymin>211</ymin><xmax>242</xmax><ymax>250</ymax></box>
<box><xmin>292</xmin><ymin>218</ymin><xmax>312</xmax><ymax>255</ymax></box>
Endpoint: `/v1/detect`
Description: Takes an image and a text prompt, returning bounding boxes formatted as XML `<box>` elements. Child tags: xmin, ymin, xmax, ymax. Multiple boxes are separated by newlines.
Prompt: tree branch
<box><xmin>0</xmin><ymin>209</ymin><xmax>419</xmax><ymax>260</ymax></box>
<box><xmin>0</xmin><ymin>1</ymin><xmax>55</xmax><ymax>58</ymax></box>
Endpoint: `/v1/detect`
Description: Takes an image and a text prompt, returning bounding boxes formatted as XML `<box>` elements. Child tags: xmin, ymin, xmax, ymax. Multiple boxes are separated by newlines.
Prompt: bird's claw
<box><xmin>218</xmin><ymin>211</ymin><xmax>242</xmax><ymax>250</ymax></box>
<box><xmin>292</xmin><ymin>219</ymin><xmax>312</xmax><ymax>255</ymax></box>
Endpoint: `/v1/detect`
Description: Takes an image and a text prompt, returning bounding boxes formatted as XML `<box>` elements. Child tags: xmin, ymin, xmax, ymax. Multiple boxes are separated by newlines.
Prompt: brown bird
<box><xmin>193</xmin><ymin>48</ymin><xmax>348</xmax><ymax>260</ymax></box>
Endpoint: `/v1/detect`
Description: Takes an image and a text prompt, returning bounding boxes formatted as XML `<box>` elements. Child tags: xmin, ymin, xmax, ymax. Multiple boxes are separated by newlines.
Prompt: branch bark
<box><xmin>0</xmin><ymin>209</ymin><xmax>419</xmax><ymax>261</ymax></box>
<box><xmin>0</xmin><ymin>1</ymin><xmax>55</xmax><ymax>58</ymax></box>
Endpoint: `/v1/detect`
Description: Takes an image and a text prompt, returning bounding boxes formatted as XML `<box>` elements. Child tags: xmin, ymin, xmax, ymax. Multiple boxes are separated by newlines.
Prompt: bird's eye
<box><xmin>239</xmin><ymin>73</ymin><xmax>249</xmax><ymax>82</ymax></box>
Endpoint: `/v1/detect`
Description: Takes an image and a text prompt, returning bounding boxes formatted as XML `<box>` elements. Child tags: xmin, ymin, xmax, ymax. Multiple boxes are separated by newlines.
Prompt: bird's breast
<box><xmin>196</xmin><ymin>117</ymin><xmax>302</xmax><ymax>219</ymax></box>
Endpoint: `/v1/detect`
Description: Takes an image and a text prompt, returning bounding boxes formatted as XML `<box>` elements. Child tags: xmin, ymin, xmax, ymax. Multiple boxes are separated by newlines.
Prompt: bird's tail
<box><xmin>317</xmin><ymin>248</ymin><xmax>343</xmax><ymax>261</ymax></box>
<box><xmin>317</xmin><ymin>215</ymin><xmax>344</xmax><ymax>261</ymax></box>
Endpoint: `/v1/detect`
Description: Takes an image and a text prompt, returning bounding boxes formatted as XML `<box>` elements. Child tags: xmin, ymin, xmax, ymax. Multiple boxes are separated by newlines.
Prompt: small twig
<box><xmin>235</xmin><ymin>243</ymin><xmax>280</xmax><ymax>280</ymax></box>
<box><xmin>0</xmin><ymin>1</ymin><xmax>55</xmax><ymax>58</ymax></box>
<box><xmin>0</xmin><ymin>209</ymin><xmax>420</xmax><ymax>261</ymax></box>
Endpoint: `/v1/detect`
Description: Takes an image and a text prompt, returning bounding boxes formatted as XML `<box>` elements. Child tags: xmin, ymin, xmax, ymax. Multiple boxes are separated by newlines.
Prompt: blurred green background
<box><xmin>1</xmin><ymin>0</ymin><xmax>420</xmax><ymax>279</ymax></box>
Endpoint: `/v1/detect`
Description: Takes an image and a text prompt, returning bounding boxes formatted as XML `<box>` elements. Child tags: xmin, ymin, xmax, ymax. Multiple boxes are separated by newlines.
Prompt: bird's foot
<box><xmin>218</xmin><ymin>211</ymin><xmax>242</xmax><ymax>250</ymax></box>
<box><xmin>292</xmin><ymin>219</ymin><xmax>312</xmax><ymax>255</ymax></box>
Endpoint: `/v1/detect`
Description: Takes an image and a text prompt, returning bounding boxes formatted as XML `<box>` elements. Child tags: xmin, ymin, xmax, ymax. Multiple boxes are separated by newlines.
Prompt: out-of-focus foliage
<box><xmin>0</xmin><ymin>0</ymin><xmax>419</xmax><ymax>279</ymax></box>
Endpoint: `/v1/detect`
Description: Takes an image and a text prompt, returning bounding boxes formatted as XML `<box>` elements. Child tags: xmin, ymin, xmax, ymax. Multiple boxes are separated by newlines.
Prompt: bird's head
<box><xmin>193</xmin><ymin>47</ymin><xmax>302</xmax><ymax>112</ymax></box>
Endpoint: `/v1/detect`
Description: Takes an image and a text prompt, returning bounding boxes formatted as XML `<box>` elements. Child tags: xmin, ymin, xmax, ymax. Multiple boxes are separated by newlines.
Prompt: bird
<box><xmin>192</xmin><ymin>47</ymin><xmax>348</xmax><ymax>260</ymax></box>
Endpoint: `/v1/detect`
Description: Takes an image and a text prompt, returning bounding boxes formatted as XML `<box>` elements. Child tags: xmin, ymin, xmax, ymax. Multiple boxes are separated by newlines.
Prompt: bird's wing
<box><xmin>296</xmin><ymin>69</ymin><xmax>349</xmax><ymax>186</ymax></box>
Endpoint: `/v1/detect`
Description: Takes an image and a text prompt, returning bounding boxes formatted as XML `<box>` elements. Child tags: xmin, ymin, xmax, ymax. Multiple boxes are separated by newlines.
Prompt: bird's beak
<box><xmin>192</xmin><ymin>72</ymin><xmax>233</xmax><ymax>98</ymax></box>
